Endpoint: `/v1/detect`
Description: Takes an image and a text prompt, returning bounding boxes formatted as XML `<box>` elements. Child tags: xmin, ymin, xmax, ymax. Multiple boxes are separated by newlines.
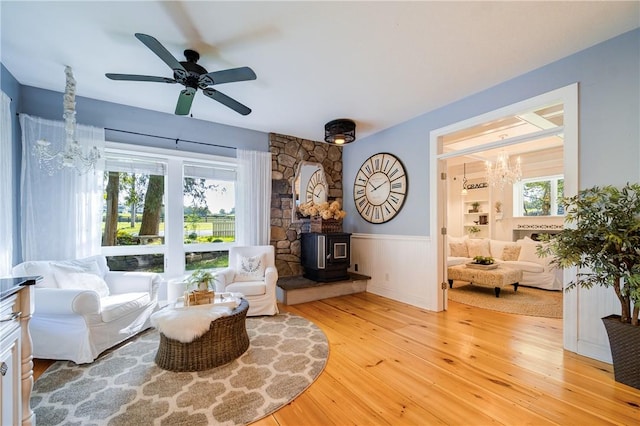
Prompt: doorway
<box><xmin>429</xmin><ymin>84</ymin><xmax>578</xmax><ymax>349</ymax></box>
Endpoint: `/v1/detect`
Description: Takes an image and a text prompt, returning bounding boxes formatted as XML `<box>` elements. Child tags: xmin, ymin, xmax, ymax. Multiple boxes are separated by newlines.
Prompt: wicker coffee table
<box><xmin>447</xmin><ymin>264</ymin><xmax>522</xmax><ymax>298</ymax></box>
<box><xmin>155</xmin><ymin>299</ymin><xmax>250</xmax><ymax>372</ymax></box>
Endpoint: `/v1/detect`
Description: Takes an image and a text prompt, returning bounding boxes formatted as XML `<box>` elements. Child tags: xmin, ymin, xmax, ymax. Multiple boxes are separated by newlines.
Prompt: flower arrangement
<box><xmin>298</xmin><ymin>200</ymin><xmax>347</xmax><ymax>220</ymax></box>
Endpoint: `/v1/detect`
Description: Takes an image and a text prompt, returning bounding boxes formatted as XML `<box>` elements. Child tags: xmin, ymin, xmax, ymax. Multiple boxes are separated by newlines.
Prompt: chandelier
<box><xmin>485</xmin><ymin>150</ymin><xmax>522</xmax><ymax>189</ymax></box>
<box><xmin>34</xmin><ymin>66</ymin><xmax>100</xmax><ymax>175</ymax></box>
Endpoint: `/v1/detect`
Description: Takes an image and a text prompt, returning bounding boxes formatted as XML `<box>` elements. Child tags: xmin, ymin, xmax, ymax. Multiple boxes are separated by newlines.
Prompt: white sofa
<box><xmin>12</xmin><ymin>255</ymin><xmax>161</xmax><ymax>364</ymax></box>
<box><xmin>447</xmin><ymin>236</ymin><xmax>562</xmax><ymax>291</ymax></box>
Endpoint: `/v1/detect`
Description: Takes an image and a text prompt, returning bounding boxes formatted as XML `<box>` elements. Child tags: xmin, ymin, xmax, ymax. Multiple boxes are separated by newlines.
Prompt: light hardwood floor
<box><xmin>34</xmin><ymin>293</ymin><xmax>640</xmax><ymax>425</ymax></box>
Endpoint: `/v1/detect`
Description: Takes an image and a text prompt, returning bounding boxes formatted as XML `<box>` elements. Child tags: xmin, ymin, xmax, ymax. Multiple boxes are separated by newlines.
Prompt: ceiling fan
<box><xmin>106</xmin><ymin>33</ymin><xmax>256</xmax><ymax>116</ymax></box>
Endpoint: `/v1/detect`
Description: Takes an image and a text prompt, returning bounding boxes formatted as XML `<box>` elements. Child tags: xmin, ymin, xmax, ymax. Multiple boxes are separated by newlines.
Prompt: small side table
<box><xmin>167</xmin><ymin>277</ymin><xmax>188</xmax><ymax>305</ymax></box>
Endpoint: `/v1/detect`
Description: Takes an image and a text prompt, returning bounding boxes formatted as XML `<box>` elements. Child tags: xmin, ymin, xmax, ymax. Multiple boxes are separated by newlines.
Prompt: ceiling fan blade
<box><xmin>199</xmin><ymin>67</ymin><xmax>257</xmax><ymax>86</ymax></box>
<box><xmin>135</xmin><ymin>33</ymin><xmax>187</xmax><ymax>74</ymax></box>
<box><xmin>105</xmin><ymin>73</ymin><xmax>176</xmax><ymax>83</ymax></box>
<box><xmin>202</xmin><ymin>88</ymin><xmax>252</xmax><ymax>116</ymax></box>
<box><xmin>175</xmin><ymin>87</ymin><xmax>196</xmax><ymax>115</ymax></box>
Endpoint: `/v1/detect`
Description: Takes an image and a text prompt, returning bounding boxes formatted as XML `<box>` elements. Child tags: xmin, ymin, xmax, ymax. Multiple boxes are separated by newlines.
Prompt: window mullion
<box><xmin>551</xmin><ymin>178</ymin><xmax>558</xmax><ymax>216</ymax></box>
<box><xmin>165</xmin><ymin>158</ymin><xmax>185</xmax><ymax>278</ymax></box>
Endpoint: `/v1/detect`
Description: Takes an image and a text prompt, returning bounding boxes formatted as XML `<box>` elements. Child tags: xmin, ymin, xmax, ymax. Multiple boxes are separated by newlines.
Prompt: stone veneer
<box><xmin>269</xmin><ymin>133</ymin><xmax>343</xmax><ymax>277</ymax></box>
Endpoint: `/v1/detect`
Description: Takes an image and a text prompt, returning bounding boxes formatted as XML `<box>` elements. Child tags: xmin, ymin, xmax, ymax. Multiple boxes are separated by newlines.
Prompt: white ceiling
<box><xmin>2</xmin><ymin>1</ymin><xmax>638</xmax><ymax>142</ymax></box>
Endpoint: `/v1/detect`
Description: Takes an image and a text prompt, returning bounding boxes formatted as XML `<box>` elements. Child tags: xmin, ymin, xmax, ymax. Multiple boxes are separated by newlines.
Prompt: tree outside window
<box><xmin>515</xmin><ymin>175</ymin><xmax>564</xmax><ymax>217</ymax></box>
<box><xmin>100</xmin><ymin>150</ymin><xmax>237</xmax><ymax>275</ymax></box>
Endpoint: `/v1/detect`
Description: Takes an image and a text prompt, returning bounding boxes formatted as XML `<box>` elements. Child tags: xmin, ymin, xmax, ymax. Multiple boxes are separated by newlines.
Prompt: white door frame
<box><xmin>429</xmin><ymin>83</ymin><xmax>579</xmax><ymax>353</ymax></box>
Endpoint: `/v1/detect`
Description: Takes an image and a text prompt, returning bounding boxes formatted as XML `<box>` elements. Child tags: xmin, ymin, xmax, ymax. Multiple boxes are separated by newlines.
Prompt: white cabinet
<box><xmin>462</xmin><ymin>199</ymin><xmax>490</xmax><ymax>238</ymax></box>
<box><xmin>0</xmin><ymin>279</ymin><xmax>35</xmax><ymax>426</ymax></box>
<box><xmin>1</xmin><ymin>323</ymin><xmax>21</xmax><ymax>426</ymax></box>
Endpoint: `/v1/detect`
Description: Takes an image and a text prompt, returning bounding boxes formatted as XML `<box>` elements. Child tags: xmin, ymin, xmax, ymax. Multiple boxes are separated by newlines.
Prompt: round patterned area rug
<box><xmin>31</xmin><ymin>313</ymin><xmax>328</xmax><ymax>425</ymax></box>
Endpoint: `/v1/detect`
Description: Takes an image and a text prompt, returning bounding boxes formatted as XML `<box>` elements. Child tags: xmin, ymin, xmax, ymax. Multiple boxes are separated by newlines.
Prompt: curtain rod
<box><xmin>104</xmin><ymin>127</ymin><xmax>237</xmax><ymax>150</ymax></box>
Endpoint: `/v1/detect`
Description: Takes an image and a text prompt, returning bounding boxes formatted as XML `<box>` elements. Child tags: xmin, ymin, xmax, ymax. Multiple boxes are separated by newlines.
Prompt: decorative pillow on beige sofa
<box><xmin>502</xmin><ymin>245</ymin><xmax>521</xmax><ymax>261</ymax></box>
<box><xmin>449</xmin><ymin>242</ymin><xmax>469</xmax><ymax>257</ymax></box>
<box><xmin>447</xmin><ymin>235</ymin><xmax>468</xmax><ymax>257</ymax></box>
<box><xmin>517</xmin><ymin>238</ymin><xmax>543</xmax><ymax>264</ymax></box>
<box><xmin>467</xmin><ymin>239</ymin><xmax>491</xmax><ymax>258</ymax></box>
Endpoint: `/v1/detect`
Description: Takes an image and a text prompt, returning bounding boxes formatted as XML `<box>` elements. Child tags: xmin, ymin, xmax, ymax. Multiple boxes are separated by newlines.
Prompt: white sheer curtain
<box><xmin>0</xmin><ymin>92</ymin><xmax>13</xmax><ymax>276</ymax></box>
<box><xmin>236</xmin><ymin>149</ymin><xmax>271</xmax><ymax>245</ymax></box>
<box><xmin>19</xmin><ymin>114</ymin><xmax>105</xmax><ymax>261</ymax></box>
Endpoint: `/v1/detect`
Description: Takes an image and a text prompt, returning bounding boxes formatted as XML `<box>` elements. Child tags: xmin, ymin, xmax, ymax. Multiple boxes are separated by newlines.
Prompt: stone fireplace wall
<box><xmin>269</xmin><ymin>133</ymin><xmax>343</xmax><ymax>277</ymax></box>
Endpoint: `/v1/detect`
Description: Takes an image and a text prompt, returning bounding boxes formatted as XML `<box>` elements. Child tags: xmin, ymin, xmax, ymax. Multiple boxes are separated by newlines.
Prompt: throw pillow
<box><xmin>51</xmin><ymin>263</ymin><xmax>110</xmax><ymax>297</ymax></box>
<box><xmin>517</xmin><ymin>239</ymin><xmax>542</xmax><ymax>264</ymax></box>
<box><xmin>69</xmin><ymin>255</ymin><xmax>109</xmax><ymax>278</ymax></box>
<box><xmin>447</xmin><ymin>235</ymin><xmax>468</xmax><ymax>256</ymax></box>
<box><xmin>21</xmin><ymin>262</ymin><xmax>57</xmax><ymax>288</ymax></box>
<box><xmin>449</xmin><ymin>242</ymin><xmax>469</xmax><ymax>258</ymax></box>
<box><xmin>235</xmin><ymin>255</ymin><xmax>266</xmax><ymax>282</ymax></box>
<box><xmin>502</xmin><ymin>245</ymin><xmax>521</xmax><ymax>261</ymax></box>
<box><xmin>466</xmin><ymin>239</ymin><xmax>491</xmax><ymax>258</ymax></box>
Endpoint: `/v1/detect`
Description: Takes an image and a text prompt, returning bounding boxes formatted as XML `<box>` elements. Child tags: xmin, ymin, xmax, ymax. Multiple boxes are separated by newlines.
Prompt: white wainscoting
<box><xmin>349</xmin><ymin>233</ymin><xmax>441</xmax><ymax>311</ymax></box>
<box><xmin>350</xmin><ymin>234</ymin><xmax>615</xmax><ymax>364</ymax></box>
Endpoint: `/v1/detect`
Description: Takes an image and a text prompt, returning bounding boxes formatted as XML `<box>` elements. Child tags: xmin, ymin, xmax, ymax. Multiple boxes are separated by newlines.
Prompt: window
<box><xmin>513</xmin><ymin>175</ymin><xmax>564</xmax><ymax>217</ymax></box>
<box><xmin>183</xmin><ymin>162</ymin><xmax>236</xmax><ymax>271</ymax></box>
<box><xmin>101</xmin><ymin>144</ymin><xmax>236</xmax><ymax>276</ymax></box>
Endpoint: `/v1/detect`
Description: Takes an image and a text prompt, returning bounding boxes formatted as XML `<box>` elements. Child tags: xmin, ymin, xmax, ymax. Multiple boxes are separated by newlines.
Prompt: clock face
<box><xmin>353</xmin><ymin>153</ymin><xmax>407</xmax><ymax>223</ymax></box>
<box><xmin>306</xmin><ymin>169</ymin><xmax>328</xmax><ymax>204</ymax></box>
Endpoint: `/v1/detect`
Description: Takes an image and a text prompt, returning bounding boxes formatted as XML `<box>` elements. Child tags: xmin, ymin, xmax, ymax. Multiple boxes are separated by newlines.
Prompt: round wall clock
<box><xmin>306</xmin><ymin>168</ymin><xmax>328</xmax><ymax>204</ymax></box>
<box><xmin>353</xmin><ymin>152</ymin><xmax>408</xmax><ymax>223</ymax></box>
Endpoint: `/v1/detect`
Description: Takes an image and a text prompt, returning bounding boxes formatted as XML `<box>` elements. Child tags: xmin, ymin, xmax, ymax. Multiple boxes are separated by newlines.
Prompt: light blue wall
<box><xmin>1</xmin><ymin>63</ymin><xmax>22</xmax><ymax>265</ymax></box>
<box><xmin>20</xmin><ymin>86</ymin><xmax>269</xmax><ymax>157</ymax></box>
<box><xmin>343</xmin><ymin>28</ymin><xmax>640</xmax><ymax>236</ymax></box>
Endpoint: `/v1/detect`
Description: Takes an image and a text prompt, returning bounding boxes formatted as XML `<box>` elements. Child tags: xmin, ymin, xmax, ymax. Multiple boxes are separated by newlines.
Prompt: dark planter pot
<box><xmin>601</xmin><ymin>315</ymin><xmax>640</xmax><ymax>390</ymax></box>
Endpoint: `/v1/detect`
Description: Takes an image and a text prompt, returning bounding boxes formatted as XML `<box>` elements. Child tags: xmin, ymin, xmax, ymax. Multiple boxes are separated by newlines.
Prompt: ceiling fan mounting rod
<box><xmin>183</xmin><ymin>49</ymin><xmax>200</xmax><ymax>63</ymax></box>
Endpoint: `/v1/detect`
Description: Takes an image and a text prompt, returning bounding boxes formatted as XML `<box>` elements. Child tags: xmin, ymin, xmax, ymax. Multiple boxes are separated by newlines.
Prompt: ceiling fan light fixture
<box><xmin>324</xmin><ymin>119</ymin><xmax>356</xmax><ymax>145</ymax></box>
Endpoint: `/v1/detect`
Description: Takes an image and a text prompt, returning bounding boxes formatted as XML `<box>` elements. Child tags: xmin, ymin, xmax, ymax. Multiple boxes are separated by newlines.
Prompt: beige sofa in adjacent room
<box><xmin>447</xmin><ymin>235</ymin><xmax>562</xmax><ymax>291</ymax></box>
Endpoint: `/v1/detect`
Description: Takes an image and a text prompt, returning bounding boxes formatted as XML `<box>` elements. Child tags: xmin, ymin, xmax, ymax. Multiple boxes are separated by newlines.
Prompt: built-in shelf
<box><xmin>463</xmin><ymin>199</ymin><xmax>490</xmax><ymax>238</ymax></box>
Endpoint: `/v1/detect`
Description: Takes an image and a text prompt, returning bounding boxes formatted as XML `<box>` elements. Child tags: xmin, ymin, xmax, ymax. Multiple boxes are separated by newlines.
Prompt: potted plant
<box><xmin>537</xmin><ymin>183</ymin><xmax>640</xmax><ymax>389</ymax></box>
<box><xmin>467</xmin><ymin>226</ymin><xmax>481</xmax><ymax>237</ymax></box>
<box><xmin>470</xmin><ymin>201</ymin><xmax>480</xmax><ymax>213</ymax></box>
<box><xmin>185</xmin><ymin>269</ymin><xmax>217</xmax><ymax>292</ymax></box>
<box><xmin>472</xmin><ymin>255</ymin><xmax>494</xmax><ymax>265</ymax></box>
<box><xmin>494</xmin><ymin>201</ymin><xmax>504</xmax><ymax>221</ymax></box>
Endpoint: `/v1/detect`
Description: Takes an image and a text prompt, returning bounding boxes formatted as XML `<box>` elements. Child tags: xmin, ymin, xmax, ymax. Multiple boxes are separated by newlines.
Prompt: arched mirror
<box><xmin>292</xmin><ymin>161</ymin><xmax>328</xmax><ymax>222</ymax></box>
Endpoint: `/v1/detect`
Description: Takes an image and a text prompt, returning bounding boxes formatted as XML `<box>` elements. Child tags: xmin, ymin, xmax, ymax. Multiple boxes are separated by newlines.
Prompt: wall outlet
<box><xmin>385</xmin><ymin>273</ymin><xmax>389</xmax><ymax>281</ymax></box>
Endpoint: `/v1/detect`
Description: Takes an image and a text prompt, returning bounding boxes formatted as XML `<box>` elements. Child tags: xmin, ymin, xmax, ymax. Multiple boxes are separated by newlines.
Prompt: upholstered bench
<box><xmin>447</xmin><ymin>264</ymin><xmax>522</xmax><ymax>298</ymax></box>
<box><xmin>154</xmin><ymin>299</ymin><xmax>250</xmax><ymax>371</ymax></box>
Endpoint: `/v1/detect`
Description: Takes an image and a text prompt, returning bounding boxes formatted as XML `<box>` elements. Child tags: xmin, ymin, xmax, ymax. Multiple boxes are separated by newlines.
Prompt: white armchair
<box><xmin>215</xmin><ymin>245</ymin><xmax>279</xmax><ymax>316</ymax></box>
<box><xmin>12</xmin><ymin>255</ymin><xmax>161</xmax><ymax>364</ymax></box>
